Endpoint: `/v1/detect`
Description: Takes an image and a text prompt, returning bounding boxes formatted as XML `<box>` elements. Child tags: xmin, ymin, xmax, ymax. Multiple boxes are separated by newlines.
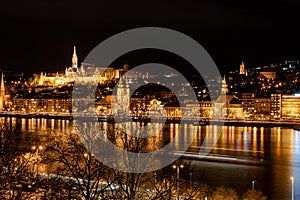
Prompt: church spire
<box><xmin>223</xmin><ymin>75</ymin><xmax>227</xmax><ymax>85</ymax></box>
<box><xmin>73</xmin><ymin>46</ymin><xmax>76</xmax><ymax>56</ymax></box>
<box><xmin>240</xmin><ymin>60</ymin><xmax>245</xmax><ymax>75</ymax></box>
<box><xmin>0</xmin><ymin>73</ymin><xmax>6</xmax><ymax>110</ymax></box>
<box><xmin>221</xmin><ymin>75</ymin><xmax>228</xmax><ymax>95</ymax></box>
<box><xmin>72</xmin><ymin>46</ymin><xmax>78</xmax><ymax>68</ymax></box>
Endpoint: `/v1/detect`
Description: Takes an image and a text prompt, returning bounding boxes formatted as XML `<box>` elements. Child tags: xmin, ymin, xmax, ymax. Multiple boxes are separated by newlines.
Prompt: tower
<box><xmin>72</xmin><ymin>46</ymin><xmax>78</xmax><ymax>68</ymax></box>
<box><xmin>0</xmin><ymin>73</ymin><xmax>6</xmax><ymax>110</ymax></box>
<box><xmin>240</xmin><ymin>61</ymin><xmax>245</xmax><ymax>75</ymax></box>
<box><xmin>221</xmin><ymin>76</ymin><xmax>228</xmax><ymax>95</ymax></box>
<box><xmin>39</xmin><ymin>72</ymin><xmax>44</xmax><ymax>85</ymax></box>
<box><xmin>117</xmin><ymin>77</ymin><xmax>130</xmax><ymax>114</ymax></box>
<box><xmin>123</xmin><ymin>63</ymin><xmax>129</xmax><ymax>72</ymax></box>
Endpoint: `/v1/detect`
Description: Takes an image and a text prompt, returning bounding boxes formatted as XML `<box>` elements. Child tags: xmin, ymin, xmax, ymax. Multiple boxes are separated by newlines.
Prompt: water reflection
<box><xmin>2</xmin><ymin>117</ymin><xmax>300</xmax><ymax>199</ymax></box>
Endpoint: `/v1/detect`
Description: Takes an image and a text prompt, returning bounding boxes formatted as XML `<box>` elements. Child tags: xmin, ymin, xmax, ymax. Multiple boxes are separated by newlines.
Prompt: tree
<box><xmin>181</xmin><ymin>183</ymin><xmax>210</xmax><ymax>200</ymax></box>
<box><xmin>0</xmin><ymin>122</ymin><xmax>37</xmax><ymax>199</ymax></box>
<box><xmin>211</xmin><ymin>186</ymin><xmax>239</xmax><ymax>200</ymax></box>
<box><xmin>242</xmin><ymin>189</ymin><xmax>267</xmax><ymax>200</ymax></box>
<box><xmin>44</xmin><ymin>121</ymin><xmax>118</xmax><ymax>200</ymax></box>
<box><xmin>108</xmin><ymin>123</ymin><xmax>155</xmax><ymax>199</ymax></box>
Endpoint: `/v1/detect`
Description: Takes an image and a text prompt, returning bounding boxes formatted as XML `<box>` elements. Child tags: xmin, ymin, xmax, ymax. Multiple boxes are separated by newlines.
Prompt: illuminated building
<box><xmin>96</xmin><ymin>95</ymin><xmax>116</xmax><ymax>115</ymax></box>
<box><xmin>241</xmin><ymin>93</ymin><xmax>255</xmax><ymax>116</ymax></box>
<box><xmin>281</xmin><ymin>94</ymin><xmax>300</xmax><ymax>119</ymax></box>
<box><xmin>227</xmin><ymin>97</ymin><xmax>243</xmax><ymax>119</ymax></box>
<box><xmin>215</xmin><ymin>76</ymin><xmax>243</xmax><ymax>119</ymax></box>
<box><xmin>113</xmin><ymin>77</ymin><xmax>130</xmax><ymax>115</ymax></box>
<box><xmin>71</xmin><ymin>46</ymin><xmax>78</xmax><ymax>68</ymax></box>
<box><xmin>164</xmin><ymin>101</ymin><xmax>181</xmax><ymax>118</ymax></box>
<box><xmin>254</xmin><ymin>97</ymin><xmax>270</xmax><ymax>119</ymax></box>
<box><xmin>34</xmin><ymin>46</ymin><xmax>122</xmax><ymax>86</ymax></box>
<box><xmin>240</xmin><ymin>61</ymin><xmax>246</xmax><ymax>75</ymax></box>
<box><xmin>199</xmin><ymin>101</ymin><xmax>213</xmax><ymax>118</ymax></box>
<box><xmin>0</xmin><ymin>73</ymin><xmax>5</xmax><ymax>110</ymax></box>
<box><xmin>13</xmin><ymin>97</ymin><xmax>72</xmax><ymax>113</ymax></box>
<box><xmin>148</xmin><ymin>99</ymin><xmax>164</xmax><ymax>116</ymax></box>
<box><xmin>269</xmin><ymin>94</ymin><xmax>300</xmax><ymax>120</ymax></box>
<box><xmin>214</xmin><ymin>77</ymin><xmax>228</xmax><ymax>118</ymax></box>
<box><xmin>260</xmin><ymin>71</ymin><xmax>276</xmax><ymax>80</ymax></box>
<box><xmin>270</xmin><ymin>94</ymin><xmax>281</xmax><ymax>119</ymax></box>
<box><xmin>0</xmin><ymin>73</ymin><xmax>12</xmax><ymax>111</ymax></box>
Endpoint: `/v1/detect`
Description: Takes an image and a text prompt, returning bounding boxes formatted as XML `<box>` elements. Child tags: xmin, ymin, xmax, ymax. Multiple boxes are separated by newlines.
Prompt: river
<box><xmin>1</xmin><ymin>117</ymin><xmax>299</xmax><ymax>199</ymax></box>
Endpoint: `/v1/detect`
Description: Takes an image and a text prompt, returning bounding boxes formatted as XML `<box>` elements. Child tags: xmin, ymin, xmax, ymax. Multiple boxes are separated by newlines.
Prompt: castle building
<box><xmin>34</xmin><ymin>46</ymin><xmax>122</xmax><ymax>86</ymax></box>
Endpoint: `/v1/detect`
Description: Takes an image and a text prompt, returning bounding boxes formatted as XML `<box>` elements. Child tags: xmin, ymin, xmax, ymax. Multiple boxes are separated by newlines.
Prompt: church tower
<box><xmin>72</xmin><ymin>46</ymin><xmax>78</xmax><ymax>68</ymax></box>
<box><xmin>240</xmin><ymin>61</ymin><xmax>245</xmax><ymax>75</ymax></box>
<box><xmin>0</xmin><ymin>73</ymin><xmax>6</xmax><ymax>110</ymax></box>
<box><xmin>117</xmin><ymin>77</ymin><xmax>130</xmax><ymax>114</ymax></box>
<box><xmin>221</xmin><ymin>76</ymin><xmax>228</xmax><ymax>95</ymax></box>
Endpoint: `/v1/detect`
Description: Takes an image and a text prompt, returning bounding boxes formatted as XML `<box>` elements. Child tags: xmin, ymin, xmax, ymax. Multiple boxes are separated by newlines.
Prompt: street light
<box><xmin>190</xmin><ymin>173</ymin><xmax>192</xmax><ymax>188</ymax></box>
<box><xmin>32</xmin><ymin>145</ymin><xmax>43</xmax><ymax>175</ymax></box>
<box><xmin>291</xmin><ymin>177</ymin><xmax>294</xmax><ymax>200</ymax></box>
<box><xmin>252</xmin><ymin>180</ymin><xmax>256</xmax><ymax>190</ymax></box>
<box><xmin>172</xmin><ymin>164</ymin><xmax>184</xmax><ymax>199</ymax></box>
<box><xmin>172</xmin><ymin>164</ymin><xmax>184</xmax><ymax>181</ymax></box>
<box><xmin>84</xmin><ymin>152</ymin><xmax>94</xmax><ymax>160</ymax></box>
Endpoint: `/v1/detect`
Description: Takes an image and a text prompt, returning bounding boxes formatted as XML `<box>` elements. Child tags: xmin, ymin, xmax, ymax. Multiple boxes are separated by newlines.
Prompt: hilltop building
<box><xmin>240</xmin><ymin>61</ymin><xmax>246</xmax><ymax>75</ymax></box>
<box><xmin>34</xmin><ymin>46</ymin><xmax>123</xmax><ymax>86</ymax></box>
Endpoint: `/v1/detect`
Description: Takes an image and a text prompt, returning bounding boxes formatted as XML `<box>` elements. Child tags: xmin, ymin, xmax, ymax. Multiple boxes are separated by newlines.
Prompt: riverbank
<box><xmin>212</xmin><ymin>119</ymin><xmax>300</xmax><ymax>128</ymax></box>
<box><xmin>1</xmin><ymin>112</ymin><xmax>300</xmax><ymax>128</ymax></box>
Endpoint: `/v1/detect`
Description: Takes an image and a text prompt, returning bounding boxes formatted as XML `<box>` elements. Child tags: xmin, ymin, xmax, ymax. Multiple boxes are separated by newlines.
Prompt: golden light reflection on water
<box><xmin>2</xmin><ymin>117</ymin><xmax>298</xmax><ymax>165</ymax></box>
<box><xmin>3</xmin><ymin>117</ymin><xmax>300</xmax><ymax>195</ymax></box>
<box><xmin>253</xmin><ymin>127</ymin><xmax>257</xmax><ymax>152</ymax></box>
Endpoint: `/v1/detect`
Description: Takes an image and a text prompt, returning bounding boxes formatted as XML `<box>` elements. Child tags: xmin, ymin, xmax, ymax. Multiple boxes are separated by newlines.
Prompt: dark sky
<box><xmin>0</xmin><ymin>0</ymin><xmax>299</xmax><ymax>73</ymax></box>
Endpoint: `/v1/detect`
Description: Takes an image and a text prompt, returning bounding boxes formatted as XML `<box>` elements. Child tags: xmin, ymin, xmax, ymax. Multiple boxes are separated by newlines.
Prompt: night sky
<box><xmin>0</xmin><ymin>0</ymin><xmax>299</xmax><ymax>74</ymax></box>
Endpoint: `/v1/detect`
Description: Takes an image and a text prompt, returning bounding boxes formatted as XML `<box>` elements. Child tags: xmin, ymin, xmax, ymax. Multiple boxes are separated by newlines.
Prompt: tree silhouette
<box><xmin>0</xmin><ymin>122</ymin><xmax>37</xmax><ymax>199</ymax></box>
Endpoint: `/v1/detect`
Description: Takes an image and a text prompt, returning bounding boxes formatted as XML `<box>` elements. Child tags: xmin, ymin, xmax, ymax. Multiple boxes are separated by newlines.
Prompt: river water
<box><xmin>189</xmin><ymin>126</ymin><xmax>300</xmax><ymax>200</ymax></box>
<box><xmin>2</xmin><ymin>117</ymin><xmax>300</xmax><ymax>199</ymax></box>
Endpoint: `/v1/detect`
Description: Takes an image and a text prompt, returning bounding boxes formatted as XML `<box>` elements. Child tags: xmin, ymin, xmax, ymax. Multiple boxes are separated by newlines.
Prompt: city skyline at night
<box><xmin>1</xmin><ymin>1</ymin><xmax>300</xmax><ymax>199</ymax></box>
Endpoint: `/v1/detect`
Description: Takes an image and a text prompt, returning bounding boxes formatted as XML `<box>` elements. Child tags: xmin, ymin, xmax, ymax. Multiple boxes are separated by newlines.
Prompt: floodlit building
<box><xmin>240</xmin><ymin>61</ymin><xmax>246</xmax><ymax>75</ymax></box>
<box><xmin>0</xmin><ymin>73</ymin><xmax>12</xmax><ymax>111</ymax></box>
<box><xmin>260</xmin><ymin>71</ymin><xmax>276</xmax><ymax>80</ymax></box>
<box><xmin>270</xmin><ymin>94</ymin><xmax>281</xmax><ymax>119</ymax></box>
<box><xmin>241</xmin><ymin>93</ymin><xmax>256</xmax><ymax>116</ymax></box>
<box><xmin>33</xmin><ymin>46</ymin><xmax>122</xmax><ymax>86</ymax></box>
<box><xmin>214</xmin><ymin>76</ymin><xmax>243</xmax><ymax>119</ymax></box>
<box><xmin>281</xmin><ymin>94</ymin><xmax>300</xmax><ymax>119</ymax></box>
<box><xmin>254</xmin><ymin>97</ymin><xmax>271</xmax><ymax>119</ymax></box>
<box><xmin>0</xmin><ymin>73</ymin><xmax>5</xmax><ymax>110</ymax></box>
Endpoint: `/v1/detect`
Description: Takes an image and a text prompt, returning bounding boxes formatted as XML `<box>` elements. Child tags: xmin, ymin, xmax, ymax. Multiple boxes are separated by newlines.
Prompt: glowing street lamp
<box><xmin>190</xmin><ymin>172</ymin><xmax>192</xmax><ymax>188</ymax></box>
<box><xmin>172</xmin><ymin>164</ymin><xmax>184</xmax><ymax>199</ymax></box>
<box><xmin>252</xmin><ymin>180</ymin><xmax>256</xmax><ymax>190</ymax></box>
<box><xmin>32</xmin><ymin>145</ymin><xmax>43</xmax><ymax>175</ymax></box>
<box><xmin>84</xmin><ymin>152</ymin><xmax>93</xmax><ymax>160</ymax></box>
